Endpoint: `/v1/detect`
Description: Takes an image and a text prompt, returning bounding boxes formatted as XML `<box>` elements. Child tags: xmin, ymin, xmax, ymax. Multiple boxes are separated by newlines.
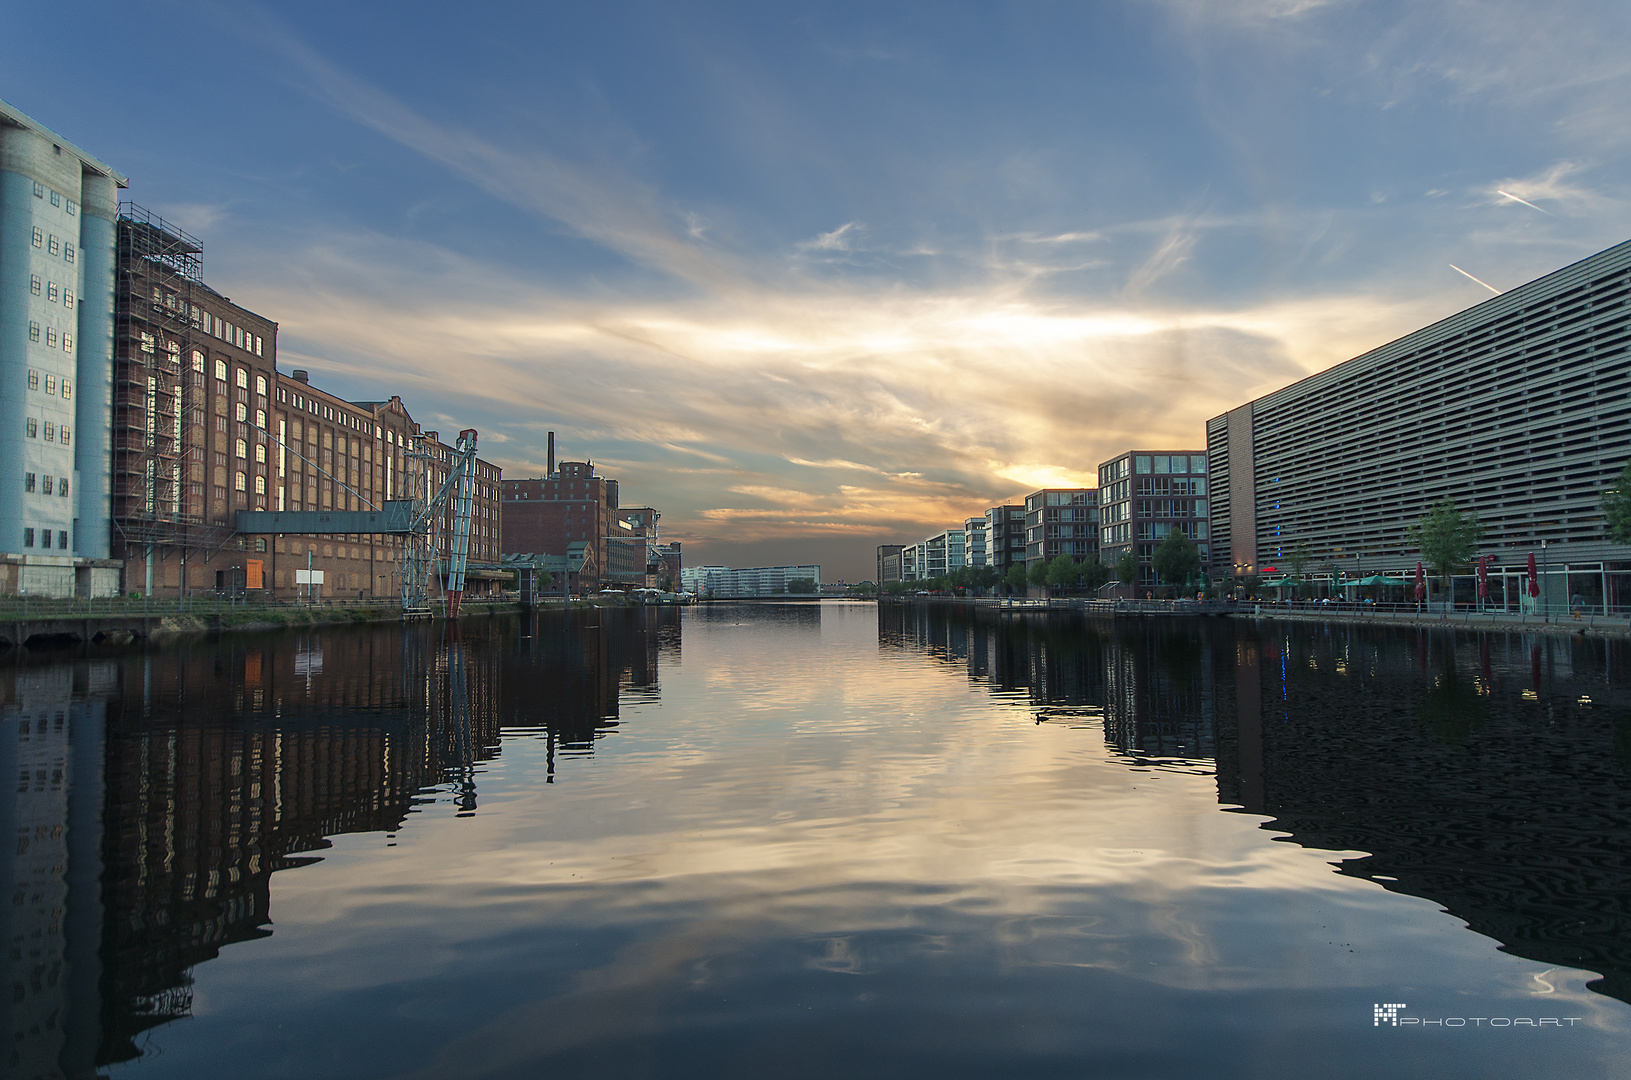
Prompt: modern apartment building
<box><xmin>877</xmin><ymin>544</ymin><xmax>905</xmax><ymax>585</ymax></box>
<box><xmin>2</xmin><ymin>101</ymin><xmax>126</xmax><ymax>596</ymax></box>
<box><xmin>1207</xmin><ymin>239</ymin><xmax>1631</xmax><ymax>608</ymax></box>
<box><xmin>984</xmin><ymin>503</ymin><xmax>1027</xmax><ymax>572</ymax></box>
<box><xmin>1023</xmin><ymin>488</ymin><xmax>1099</xmax><ymax>568</ymax></box>
<box><xmin>1097</xmin><ymin>451</ymin><xmax>1209</xmax><ymax>588</ymax></box>
<box><xmin>963</xmin><ymin>516</ymin><xmax>988</xmax><ymax>568</ymax></box>
<box><xmin>679</xmin><ymin>564</ymin><xmax>821</xmax><ymax>598</ymax></box>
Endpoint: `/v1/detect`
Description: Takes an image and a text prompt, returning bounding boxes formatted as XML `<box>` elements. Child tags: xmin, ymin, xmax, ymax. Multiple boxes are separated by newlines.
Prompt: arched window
<box><xmin>254</xmin><ymin>475</ymin><xmax>266</xmax><ymax>495</ymax></box>
<box><xmin>235</xmin><ymin>403</ymin><xmax>247</xmax><ymax>422</ymax></box>
<box><xmin>236</xmin><ymin>368</ymin><xmax>248</xmax><ymax>389</ymax></box>
<box><xmin>215</xmin><ymin>358</ymin><xmax>227</xmax><ymax>381</ymax></box>
<box><xmin>234</xmin><ymin>471</ymin><xmax>246</xmax><ymax>491</ymax></box>
<box><xmin>256</xmin><ymin>375</ymin><xmax>268</xmax><ymax>396</ymax></box>
<box><xmin>256</xmin><ymin>409</ymin><xmax>266</xmax><ymax>429</ymax></box>
<box><xmin>235</xmin><ymin>439</ymin><xmax>247</xmax><ymax>458</ymax></box>
<box><xmin>254</xmin><ymin>444</ymin><xmax>266</xmax><ymax>464</ymax></box>
<box><xmin>192</xmin><ymin>350</ymin><xmax>205</xmax><ymax>373</ymax></box>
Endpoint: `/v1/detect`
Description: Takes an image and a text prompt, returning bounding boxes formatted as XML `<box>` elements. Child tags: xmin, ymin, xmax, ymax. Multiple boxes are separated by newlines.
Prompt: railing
<box><xmin>0</xmin><ymin>593</ymin><xmax>522</xmax><ymax>621</ymax></box>
<box><xmin>1242</xmin><ymin>597</ymin><xmax>1631</xmax><ymax>629</ymax></box>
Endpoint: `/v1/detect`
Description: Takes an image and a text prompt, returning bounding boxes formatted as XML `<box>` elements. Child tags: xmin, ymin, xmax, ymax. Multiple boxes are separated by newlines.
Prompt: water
<box><xmin>7</xmin><ymin>601</ymin><xmax>1631</xmax><ymax>1078</ymax></box>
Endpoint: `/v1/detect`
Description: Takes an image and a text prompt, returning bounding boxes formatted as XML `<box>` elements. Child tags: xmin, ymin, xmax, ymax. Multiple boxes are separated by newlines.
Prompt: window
<box><xmin>236</xmin><ymin>368</ymin><xmax>248</xmax><ymax>389</ymax></box>
<box><xmin>59</xmin><ymin>478</ymin><xmax>69</xmax><ymax>497</ymax></box>
<box><xmin>45</xmin><ymin>374</ymin><xmax>55</xmax><ymax>394</ymax></box>
<box><xmin>215</xmin><ymin>358</ymin><xmax>227</xmax><ymax>381</ymax></box>
<box><xmin>193</xmin><ymin>350</ymin><xmax>205</xmax><ymax>373</ymax></box>
<box><xmin>235</xmin><ymin>471</ymin><xmax>246</xmax><ymax>491</ymax></box>
<box><xmin>254</xmin><ymin>444</ymin><xmax>266</xmax><ymax>464</ymax></box>
<box><xmin>49</xmin><ymin>189</ymin><xmax>59</xmax><ymax>207</ymax></box>
<box><xmin>43</xmin><ymin>422</ymin><xmax>54</xmax><ymax>442</ymax></box>
<box><xmin>225</xmin><ymin>321</ymin><xmax>234</xmax><ymax>342</ymax></box>
<box><xmin>25</xmin><ymin>473</ymin><xmax>35</xmax><ymax>493</ymax></box>
<box><xmin>64</xmin><ymin>245</ymin><xmax>73</xmax><ymax>264</ymax></box>
<box><xmin>255</xmin><ymin>409</ymin><xmax>266</xmax><ymax>429</ymax></box>
<box><xmin>254</xmin><ymin>537</ymin><xmax>268</xmax><ymax>552</ymax></box>
<box><xmin>46</xmin><ymin>328</ymin><xmax>57</xmax><ymax>347</ymax></box>
<box><xmin>236</xmin><ymin>438</ymin><xmax>247</xmax><ymax>459</ymax></box>
<box><xmin>48</xmin><ymin>235</ymin><xmax>59</xmax><ymax>255</ymax></box>
<box><xmin>254</xmin><ymin>475</ymin><xmax>266</xmax><ymax>495</ymax></box>
<box><xmin>47</xmin><ymin>282</ymin><xmax>58</xmax><ymax>302</ymax></box>
<box><xmin>31</xmin><ymin>227</ymin><xmax>42</xmax><ymax>247</ymax></box>
<box><xmin>28</xmin><ymin>322</ymin><xmax>39</xmax><ymax>342</ymax></box>
<box><xmin>28</xmin><ymin>370</ymin><xmax>39</xmax><ymax>391</ymax></box>
<box><xmin>57</xmin><ymin>531</ymin><xmax>67</xmax><ymax>549</ymax></box>
<box><xmin>23</xmin><ymin>529</ymin><xmax>33</xmax><ymax>548</ymax></box>
<box><xmin>235</xmin><ymin>402</ymin><xmax>247</xmax><ymax>422</ymax></box>
<box><xmin>60</xmin><ymin>426</ymin><xmax>70</xmax><ymax>446</ymax></box>
<box><xmin>61</xmin><ymin>379</ymin><xmax>71</xmax><ymax>400</ymax></box>
<box><xmin>65</xmin><ymin>200</ymin><xmax>75</xmax><ymax>216</ymax></box>
<box><xmin>62</xmin><ymin>334</ymin><xmax>71</xmax><ymax>353</ymax></box>
<box><xmin>30</xmin><ymin>275</ymin><xmax>40</xmax><ymax>295</ymax></box>
<box><xmin>255</xmin><ymin>335</ymin><xmax>263</xmax><ymax>356</ymax></box>
<box><xmin>42</xmin><ymin>475</ymin><xmax>53</xmax><ymax>494</ymax></box>
<box><xmin>26</xmin><ymin>418</ymin><xmax>37</xmax><ymax>438</ymax></box>
<box><xmin>33</xmin><ymin>181</ymin><xmax>43</xmax><ymax>197</ymax></box>
<box><xmin>63</xmin><ymin>290</ymin><xmax>73</xmax><ymax>309</ymax></box>
<box><xmin>256</xmin><ymin>374</ymin><xmax>267</xmax><ymax>396</ymax></box>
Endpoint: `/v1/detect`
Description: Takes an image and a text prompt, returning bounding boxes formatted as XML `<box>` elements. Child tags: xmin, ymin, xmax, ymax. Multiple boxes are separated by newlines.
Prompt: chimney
<box><xmin>547</xmin><ymin>431</ymin><xmax>555</xmax><ymax>477</ymax></box>
<box><xmin>292</xmin><ymin>369</ymin><xmax>309</xmax><ymax>384</ymax></box>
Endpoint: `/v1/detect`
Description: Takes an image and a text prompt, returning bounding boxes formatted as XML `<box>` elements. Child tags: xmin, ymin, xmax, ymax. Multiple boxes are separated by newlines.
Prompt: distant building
<box><xmin>1023</xmin><ymin>488</ymin><xmax>1099</xmax><ymax>569</ymax></box>
<box><xmin>963</xmin><ymin>517</ymin><xmax>988</xmax><ymax>568</ymax></box>
<box><xmin>680</xmin><ymin>564</ymin><xmax>821</xmax><ymax>598</ymax></box>
<box><xmin>984</xmin><ymin>504</ymin><xmax>1027</xmax><ymax>573</ymax></box>
<box><xmin>1097</xmin><ymin>450</ymin><xmax>1209</xmax><ymax>589</ymax></box>
<box><xmin>502</xmin><ymin>456</ymin><xmax>624</xmax><ymax>590</ymax></box>
<box><xmin>877</xmin><ymin>543</ymin><xmax>905</xmax><ymax>585</ymax></box>
<box><xmin>653</xmin><ymin>540</ymin><xmax>682</xmax><ymax>589</ymax></box>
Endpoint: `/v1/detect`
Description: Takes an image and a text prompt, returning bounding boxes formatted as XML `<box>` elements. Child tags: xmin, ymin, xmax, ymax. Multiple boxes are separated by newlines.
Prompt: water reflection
<box><xmin>881</xmin><ymin>603</ymin><xmax>1631</xmax><ymax>1005</ymax></box>
<box><xmin>1</xmin><ymin>607</ymin><xmax>675</xmax><ymax>1075</ymax></box>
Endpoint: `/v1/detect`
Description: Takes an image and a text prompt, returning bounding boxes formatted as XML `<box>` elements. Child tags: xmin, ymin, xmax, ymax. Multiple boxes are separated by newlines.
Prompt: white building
<box><xmin>680</xmin><ymin>564</ymin><xmax>821</xmax><ymax>598</ymax></box>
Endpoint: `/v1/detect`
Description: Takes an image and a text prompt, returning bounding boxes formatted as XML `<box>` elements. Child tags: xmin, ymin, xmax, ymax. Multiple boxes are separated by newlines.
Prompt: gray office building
<box><xmin>1207</xmin><ymin>238</ymin><xmax>1631</xmax><ymax>610</ymax></box>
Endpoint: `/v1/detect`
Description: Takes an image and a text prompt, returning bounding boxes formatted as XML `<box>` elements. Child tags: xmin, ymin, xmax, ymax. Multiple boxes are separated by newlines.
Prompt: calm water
<box><xmin>7</xmin><ymin>601</ymin><xmax>1631</xmax><ymax>1078</ymax></box>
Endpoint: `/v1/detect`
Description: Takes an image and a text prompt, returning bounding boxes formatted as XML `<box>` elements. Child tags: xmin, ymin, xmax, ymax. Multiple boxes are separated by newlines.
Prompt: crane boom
<box><xmin>399</xmin><ymin>429</ymin><xmax>481</xmax><ymax>617</ymax></box>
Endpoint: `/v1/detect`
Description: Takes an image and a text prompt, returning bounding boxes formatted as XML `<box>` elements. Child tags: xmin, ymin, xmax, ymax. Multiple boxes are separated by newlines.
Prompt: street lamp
<box><xmin>1541</xmin><ymin>537</ymin><xmax>1549</xmax><ymax>622</ymax></box>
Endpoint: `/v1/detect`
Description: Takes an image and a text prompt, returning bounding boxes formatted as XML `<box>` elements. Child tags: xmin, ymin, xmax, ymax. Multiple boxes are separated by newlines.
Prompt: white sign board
<box><xmin>295</xmin><ymin>569</ymin><xmax>326</xmax><ymax>585</ymax></box>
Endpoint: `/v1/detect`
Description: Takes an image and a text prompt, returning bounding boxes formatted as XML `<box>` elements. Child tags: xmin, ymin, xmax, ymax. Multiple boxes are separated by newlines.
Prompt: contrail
<box><xmin>1497</xmin><ymin>189</ymin><xmax>1551</xmax><ymax>214</ymax></box>
<box><xmin>1450</xmin><ymin>264</ymin><xmax>1502</xmax><ymax>294</ymax></box>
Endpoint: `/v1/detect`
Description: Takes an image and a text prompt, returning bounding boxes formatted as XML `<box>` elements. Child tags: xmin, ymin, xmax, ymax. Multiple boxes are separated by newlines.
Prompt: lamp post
<box><xmin>1541</xmin><ymin>538</ymin><xmax>1549</xmax><ymax>622</ymax></box>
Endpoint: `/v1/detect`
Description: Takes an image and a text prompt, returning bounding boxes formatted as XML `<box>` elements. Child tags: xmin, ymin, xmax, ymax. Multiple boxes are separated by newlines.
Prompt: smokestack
<box><xmin>292</xmin><ymin>369</ymin><xmax>309</xmax><ymax>383</ymax></box>
<box><xmin>547</xmin><ymin>431</ymin><xmax>555</xmax><ymax>477</ymax></box>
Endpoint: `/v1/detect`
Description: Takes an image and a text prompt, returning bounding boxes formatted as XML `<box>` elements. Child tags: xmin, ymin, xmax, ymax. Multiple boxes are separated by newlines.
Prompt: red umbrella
<box><xmin>1414</xmin><ymin>561</ymin><xmax>1426</xmax><ymax>602</ymax></box>
<box><xmin>1526</xmin><ymin>552</ymin><xmax>1540</xmax><ymax>598</ymax></box>
<box><xmin>1477</xmin><ymin>556</ymin><xmax>1489</xmax><ymax>600</ymax></box>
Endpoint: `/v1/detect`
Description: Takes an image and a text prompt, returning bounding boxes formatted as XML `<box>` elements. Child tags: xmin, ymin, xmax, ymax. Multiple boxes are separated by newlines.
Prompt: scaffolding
<box><xmin>112</xmin><ymin>203</ymin><xmax>233</xmax><ymax>576</ymax></box>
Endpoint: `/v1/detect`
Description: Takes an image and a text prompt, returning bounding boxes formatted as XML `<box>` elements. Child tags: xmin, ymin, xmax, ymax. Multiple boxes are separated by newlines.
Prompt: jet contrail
<box><xmin>1497</xmin><ymin>189</ymin><xmax>1551</xmax><ymax>214</ymax></box>
<box><xmin>1450</xmin><ymin>264</ymin><xmax>1502</xmax><ymax>294</ymax></box>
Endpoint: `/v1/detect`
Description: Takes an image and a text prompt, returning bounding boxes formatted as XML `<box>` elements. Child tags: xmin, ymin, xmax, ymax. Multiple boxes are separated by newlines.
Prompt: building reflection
<box><xmin>882</xmin><ymin>604</ymin><xmax>1631</xmax><ymax>1005</ymax></box>
<box><xmin>0</xmin><ymin>606</ymin><xmax>675</xmax><ymax>1075</ymax></box>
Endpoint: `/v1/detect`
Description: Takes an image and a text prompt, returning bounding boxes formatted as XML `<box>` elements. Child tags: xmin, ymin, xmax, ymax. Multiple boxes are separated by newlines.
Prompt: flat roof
<box><xmin>0</xmin><ymin>97</ymin><xmax>129</xmax><ymax>187</ymax></box>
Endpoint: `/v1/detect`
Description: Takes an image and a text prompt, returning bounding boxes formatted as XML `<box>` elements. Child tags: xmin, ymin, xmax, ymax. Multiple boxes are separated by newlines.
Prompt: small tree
<box><xmin>1115</xmin><ymin>551</ymin><xmax>1138</xmax><ymax>589</ymax></box>
<box><xmin>1152</xmin><ymin>530</ymin><xmax>1201</xmax><ymax>593</ymax></box>
<box><xmin>1407</xmin><ymin>497</ymin><xmax>1485</xmax><ymax>600</ymax></box>
<box><xmin>1046</xmin><ymin>554</ymin><xmax>1079</xmax><ymax>591</ymax></box>
<box><xmin>971</xmin><ymin>565</ymin><xmax>1001</xmax><ymax>594</ymax></box>
<box><xmin>1287</xmin><ymin>541</ymin><xmax>1314</xmax><ymax>597</ymax></box>
<box><xmin>787</xmin><ymin>578</ymin><xmax>817</xmax><ymax>594</ymax></box>
<box><xmin>1604</xmin><ymin>461</ymin><xmax>1631</xmax><ymax>543</ymax></box>
<box><xmin>1027</xmin><ymin>560</ymin><xmax>1049</xmax><ymax>589</ymax></box>
<box><xmin>1004</xmin><ymin>562</ymin><xmax>1028</xmax><ymax>594</ymax></box>
<box><xmin>1079</xmin><ymin>556</ymin><xmax>1111</xmax><ymax>592</ymax></box>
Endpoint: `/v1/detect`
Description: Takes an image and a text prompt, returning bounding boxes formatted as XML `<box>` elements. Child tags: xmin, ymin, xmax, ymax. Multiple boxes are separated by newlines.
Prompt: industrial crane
<box><xmin>400</xmin><ymin>428</ymin><xmax>481</xmax><ymax>617</ymax></box>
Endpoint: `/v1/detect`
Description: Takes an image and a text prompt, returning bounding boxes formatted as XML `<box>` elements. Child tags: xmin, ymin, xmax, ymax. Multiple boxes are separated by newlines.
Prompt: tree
<box><xmin>1046</xmin><ymin>554</ymin><xmax>1079</xmax><ymax>590</ymax></box>
<box><xmin>1407</xmin><ymin>497</ymin><xmax>1484</xmax><ymax>598</ymax></box>
<box><xmin>1004</xmin><ymin>562</ymin><xmax>1028</xmax><ymax>594</ymax></box>
<box><xmin>1026</xmin><ymin>560</ymin><xmax>1049</xmax><ymax>589</ymax></box>
<box><xmin>971</xmin><ymin>565</ymin><xmax>1001</xmax><ymax>594</ymax></box>
<box><xmin>1152</xmin><ymin>530</ymin><xmax>1202</xmax><ymax>592</ymax></box>
<box><xmin>786</xmin><ymin>578</ymin><xmax>817</xmax><ymax>594</ymax></box>
<box><xmin>1604</xmin><ymin>461</ymin><xmax>1631</xmax><ymax>543</ymax></box>
<box><xmin>1115</xmin><ymin>551</ymin><xmax>1138</xmax><ymax>588</ymax></box>
<box><xmin>1079</xmin><ymin>556</ymin><xmax>1111</xmax><ymax>592</ymax></box>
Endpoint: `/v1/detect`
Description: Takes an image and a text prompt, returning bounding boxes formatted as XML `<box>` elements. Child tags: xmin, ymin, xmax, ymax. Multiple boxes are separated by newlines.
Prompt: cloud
<box><xmin>797</xmin><ymin>221</ymin><xmax>863</xmax><ymax>253</ymax></box>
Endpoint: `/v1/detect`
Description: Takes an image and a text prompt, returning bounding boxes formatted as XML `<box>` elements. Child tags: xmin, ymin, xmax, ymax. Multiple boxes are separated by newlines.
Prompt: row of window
<box><xmin>27</xmin><ymin>371</ymin><xmax>72</xmax><ymax>398</ymax></box>
<box><xmin>32</xmin><ymin>180</ymin><xmax>77</xmax><ymax>215</ymax></box>
<box><xmin>24</xmin><ymin>418</ymin><xmax>71</xmax><ymax>444</ymax></box>
<box><xmin>22</xmin><ymin>528</ymin><xmax>69</xmax><ymax>550</ymax></box>
<box><xmin>23</xmin><ymin>473</ymin><xmax>69</xmax><ymax>497</ymax></box>
<box><xmin>27</xmin><ymin>323</ymin><xmax>74</xmax><ymax>353</ymax></box>
<box><xmin>29</xmin><ymin>276</ymin><xmax>74</xmax><ymax>309</ymax></box>
<box><xmin>30</xmin><ymin>227</ymin><xmax>75</xmax><ymax>263</ymax></box>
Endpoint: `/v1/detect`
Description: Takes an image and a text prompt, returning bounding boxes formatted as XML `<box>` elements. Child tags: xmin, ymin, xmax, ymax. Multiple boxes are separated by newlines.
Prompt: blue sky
<box><xmin>9</xmin><ymin>1</ymin><xmax>1631</xmax><ymax>579</ymax></box>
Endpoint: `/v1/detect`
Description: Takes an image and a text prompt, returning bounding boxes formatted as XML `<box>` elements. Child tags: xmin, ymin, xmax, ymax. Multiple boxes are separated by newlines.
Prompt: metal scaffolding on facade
<box><xmin>113</xmin><ymin>203</ymin><xmax>232</xmax><ymax>569</ymax></box>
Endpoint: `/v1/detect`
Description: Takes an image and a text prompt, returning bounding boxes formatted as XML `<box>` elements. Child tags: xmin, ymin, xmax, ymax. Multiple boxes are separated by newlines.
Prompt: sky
<box><xmin>8</xmin><ymin>0</ymin><xmax>1631</xmax><ymax>581</ymax></box>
